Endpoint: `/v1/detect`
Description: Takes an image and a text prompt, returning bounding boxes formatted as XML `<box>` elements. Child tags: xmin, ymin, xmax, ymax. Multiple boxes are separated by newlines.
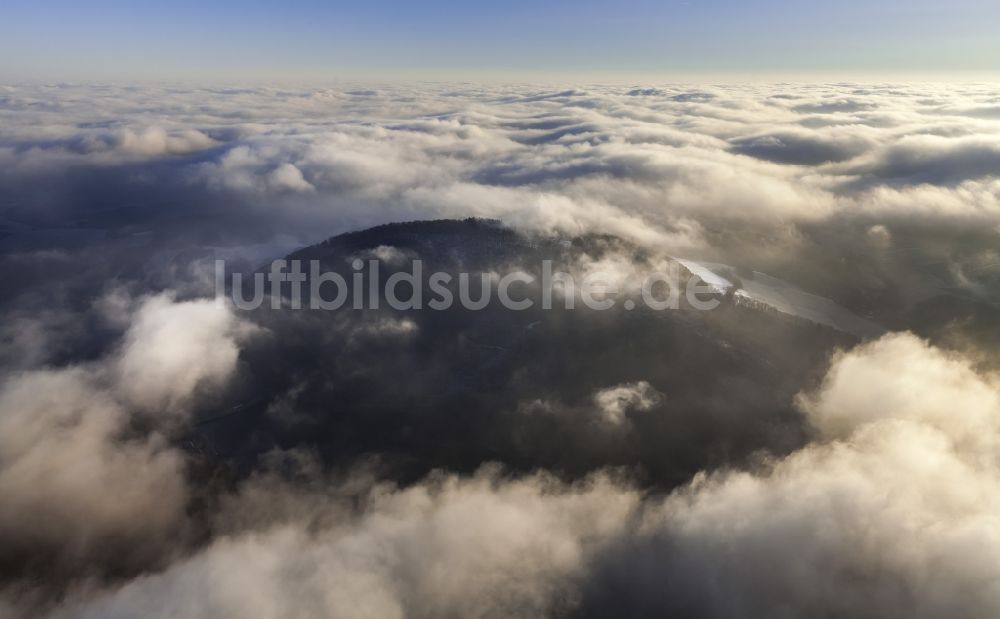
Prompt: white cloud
<box><xmin>59</xmin><ymin>469</ymin><xmax>639</xmax><ymax>619</ymax></box>
<box><xmin>0</xmin><ymin>294</ymin><xmax>254</xmax><ymax>574</ymax></box>
<box><xmin>115</xmin><ymin>294</ymin><xmax>256</xmax><ymax>414</ymax></box>
<box><xmin>267</xmin><ymin>162</ymin><xmax>314</xmax><ymax>192</ymax></box>
<box><xmin>593</xmin><ymin>381</ymin><xmax>662</xmax><ymax>426</ymax></box>
<box><xmin>4</xmin><ymin>82</ymin><xmax>1000</xmax><ymax>249</ymax></box>
<box><xmin>50</xmin><ymin>333</ymin><xmax>1000</xmax><ymax>618</ymax></box>
<box><xmin>0</xmin><ymin>367</ymin><xmax>187</xmax><ymax>566</ymax></box>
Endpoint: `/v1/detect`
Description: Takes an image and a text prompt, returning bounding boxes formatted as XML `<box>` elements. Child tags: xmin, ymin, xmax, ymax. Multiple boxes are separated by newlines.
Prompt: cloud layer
<box><xmin>4</xmin><ymin>82</ymin><xmax>999</xmax><ymax>322</ymax></box>
<box><xmin>31</xmin><ymin>333</ymin><xmax>1000</xmax><ymax>619</ymax></box>
<box><xmin>2</xmin><ymin>81</ymin><xmax>1000</xmax><ymax>617</ymax></box>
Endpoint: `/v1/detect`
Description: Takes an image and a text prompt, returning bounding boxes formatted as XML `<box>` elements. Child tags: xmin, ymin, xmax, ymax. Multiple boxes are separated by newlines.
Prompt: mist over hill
<box><xmin>199</xmin><ymin>218</ymin><xmax>853</xmax><ymax>486</ymax></box>
<box><xmin>2</xmin><ymin>83</ymin><xmax>1000</xmax><ymax>618</ymax></box>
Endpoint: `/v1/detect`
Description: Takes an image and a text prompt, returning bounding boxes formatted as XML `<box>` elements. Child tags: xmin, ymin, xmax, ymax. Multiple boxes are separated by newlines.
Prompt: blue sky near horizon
<box><xmin>2</xmin><ymin>0</ymin><xmax>998</xmax><ymax>81</ymax></box>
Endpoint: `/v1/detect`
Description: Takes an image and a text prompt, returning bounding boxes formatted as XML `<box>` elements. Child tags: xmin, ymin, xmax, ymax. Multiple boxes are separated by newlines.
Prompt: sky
<box><xmin>2</xmin><ymin>0</ymin><xmax>999</xmax><ymax>81</ymax></box>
